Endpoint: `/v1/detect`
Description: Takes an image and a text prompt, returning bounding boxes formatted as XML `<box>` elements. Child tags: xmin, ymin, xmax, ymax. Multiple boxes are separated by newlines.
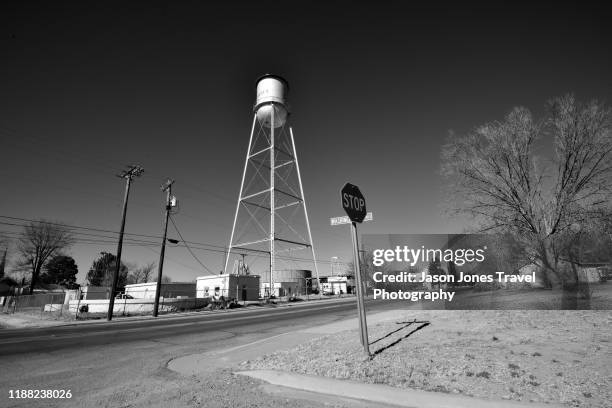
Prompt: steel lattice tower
<box><xmin>225</xmin><ymin>75</ymin><xmax>320</xmax><ymax>296</ymax></box>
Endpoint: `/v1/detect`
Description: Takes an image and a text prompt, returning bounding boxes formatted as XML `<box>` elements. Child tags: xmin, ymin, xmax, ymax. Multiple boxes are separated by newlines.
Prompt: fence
<box><xmin>2</xmin><ymin>293</ymin><xmax>69</xmax><ymax>319</ymax></box>
<box><xmin>66</xmin><ymin>286</ymin><xmax>256</xmax><ymax>317</ymax></box>
<box><xmin>70</xmin><ymin>296</ymin><xmax>211</xmax><ymax>317</ymax></box>
<box><xmin>0</xmin><ymin>282</ymin><xmax>338</xmax><ymax>321</ymax></box>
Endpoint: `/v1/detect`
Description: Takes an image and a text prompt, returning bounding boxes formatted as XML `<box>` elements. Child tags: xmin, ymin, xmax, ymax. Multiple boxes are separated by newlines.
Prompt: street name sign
<box><xmin>330</xmin><ymin>212</ymin><xmax>373</xmax><ymax>226</ymax></box>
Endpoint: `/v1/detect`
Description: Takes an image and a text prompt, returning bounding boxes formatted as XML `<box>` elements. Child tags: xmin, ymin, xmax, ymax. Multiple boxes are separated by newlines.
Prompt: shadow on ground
<box><xmin>370</xmin><ymin>319</ymin><xmax>431</xmax><ymax>356</ymax></box>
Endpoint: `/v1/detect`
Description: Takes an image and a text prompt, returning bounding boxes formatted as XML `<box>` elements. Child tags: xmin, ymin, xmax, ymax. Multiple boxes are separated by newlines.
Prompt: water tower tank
<box><xmin>254</xmin><ymin>74</ymin><xmax>289</xmax><ymax>128</ymax></box>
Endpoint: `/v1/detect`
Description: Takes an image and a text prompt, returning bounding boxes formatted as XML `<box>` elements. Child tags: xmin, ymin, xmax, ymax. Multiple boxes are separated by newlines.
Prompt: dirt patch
<box><xmin>0</xmin><ymin>312</ymin><xmax>79</xmax><ymax>329</ymax></box>
<box><xmin>69</xmin><ymin>368</ymin><xmax>355</xmax><ymax>408</ymax></box>
<box><xmin>242</xmin><ymin>310</ymin><xmax>612</xmax><ymax>407</ymax></box>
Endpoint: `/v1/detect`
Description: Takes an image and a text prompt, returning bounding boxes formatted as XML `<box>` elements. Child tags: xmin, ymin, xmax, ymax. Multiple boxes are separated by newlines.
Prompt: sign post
<box><xmin>341</xmin><ymin>183</ymin><xmax>370</xmax><ymax>357</ymax></box>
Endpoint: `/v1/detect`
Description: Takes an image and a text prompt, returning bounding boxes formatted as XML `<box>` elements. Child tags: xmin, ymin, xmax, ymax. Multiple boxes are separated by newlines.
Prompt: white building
<box><xmin>320</xmin><ymin>276</ymin><xmax>354</xmax><ymax>295</ymax></box>
<box><xmin>196</xmin><ymin>274</ymin><xmax>260</xmax><ymax>301</ymax></box>
<box><xmin>124</xmin><ymin>282</ymin><xmax>196</xmax><ymax>299</ymax></box>
<box><xmin>80</xmin><ymin>286</ymin><xmax>111</xmax><ymax>300</ymax></box>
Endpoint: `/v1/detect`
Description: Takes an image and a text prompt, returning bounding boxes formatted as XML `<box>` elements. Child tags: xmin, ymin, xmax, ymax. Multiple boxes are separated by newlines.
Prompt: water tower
<box><xmin>225</xmin><ymin>75</ymin><xmax>320</xmax><ymax>296</ymax></box>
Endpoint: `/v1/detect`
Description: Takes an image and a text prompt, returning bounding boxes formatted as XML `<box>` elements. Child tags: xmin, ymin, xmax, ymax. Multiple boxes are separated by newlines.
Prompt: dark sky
<box><xmin>1</xmin><ymin>1</ymin><xmax>611</xmax><ymax>283</ymax></box>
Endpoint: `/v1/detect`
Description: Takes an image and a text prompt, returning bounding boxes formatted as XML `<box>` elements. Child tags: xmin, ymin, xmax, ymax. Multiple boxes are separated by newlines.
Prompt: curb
<box><xmin>235</xmin><ymin>370</ymin><xmax>561</xmax><ymax>408</ymax></box>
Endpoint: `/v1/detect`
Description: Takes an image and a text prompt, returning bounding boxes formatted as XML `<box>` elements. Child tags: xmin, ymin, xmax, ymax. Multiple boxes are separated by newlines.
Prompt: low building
<box><xmin>64</xmin><ymin>289</ymin><xmax>80</xmax><ymax>305</ymax></box>
<box><xmin>320</xmin><ymin>275</ymin><xmax>354</xmax><ymax>295</ymax></box>
<box><xmin>32</xmin><ymin>283</ymin><xmax>69</xmax><ymax>294</ymax></box>
<box><xmin>261</xmin><ymin>282</ymin><xmax>281</xmax><ymax>298</ymax></box>
<box><xmin>124</xmin><ymin>282</ymin><xmax>196</xmax><ymax>299</ymax></box>
<box><xmin>196</xmin><ymin>274</ymin><xmax>260</xmax><ymax>301</ymax></box>
<box><xmin>80</xmin><ymin>286</ymin><xmax>111</xmax><ymax>300</ymax></box>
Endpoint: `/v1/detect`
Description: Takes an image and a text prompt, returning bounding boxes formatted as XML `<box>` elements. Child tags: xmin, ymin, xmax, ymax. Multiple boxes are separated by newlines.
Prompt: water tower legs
<box><xmin>290</xmin><ymin>127</ymin><xmax>321</xmax><ymax>293</ymax></box>
<box><xmin>224</xmin><ymin>106</ymin><xmax>319</xmax><ymax>298</ymax></box>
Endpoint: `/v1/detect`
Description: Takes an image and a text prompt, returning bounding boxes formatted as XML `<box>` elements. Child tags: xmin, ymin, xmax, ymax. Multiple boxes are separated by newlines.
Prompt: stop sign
<box><xmin>341</xmin><ymin>183</ymin><xmax>367</xmax><ymax>223</ymax></box>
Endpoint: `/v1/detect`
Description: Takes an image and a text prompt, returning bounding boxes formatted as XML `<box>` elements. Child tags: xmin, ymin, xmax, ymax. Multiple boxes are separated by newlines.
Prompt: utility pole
<box><xmin>0</xmin><ymin>247</ymin><xmax>7</xmax><ymax>279</ymax></box>
<box><xmin>107</xmin><ymin>165</ymin><xmax>144</xmax><ymax>321</ymax></box>
<box><xmin>153</xmin><ymin>179</ymin><xmax>174</xmax><ymax>317</ymax></box>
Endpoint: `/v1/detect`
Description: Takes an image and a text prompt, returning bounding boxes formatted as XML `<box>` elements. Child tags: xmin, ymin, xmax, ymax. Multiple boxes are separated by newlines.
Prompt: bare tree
<box><xmin>126</xmin><ymin>261</ymin><xmax>156</xmax><ymax>285</ymax></box>
<box><xmin>347</xmin><ymin>250</ymin><xmax>393</xmax><ymax>294</ymax></box>
<box><xmin>140</xmin><ymin>261</ymin><xmax>156</xmax><ymax>283</ymax></box>
<box><xmin>441</xmin><ymin>95</ymin><xmax>612</xmax><ymax>288</ymax></box>
<box><xmin>18</xmin><ymin>220</ymin><xmax>74</xmax><ymax>294</ymax></box>
<box><xmin>0</xmin><ymin>238</ymin><xmax>8</xmax><ymax>279</ymax></box>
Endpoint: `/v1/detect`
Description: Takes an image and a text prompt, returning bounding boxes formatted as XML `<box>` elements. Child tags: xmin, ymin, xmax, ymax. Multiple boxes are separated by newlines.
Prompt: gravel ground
<box><xmin>0</xmin><ymin>312</ymin><xmax>79</xmax><ymax>329</ymax></box>
<box><xmin>71</xmin><ymin>368</ymin><xmax>359</xmax><ymax>408</ymax></box>
<box><xmin>2</xmin><ymin>335</ymin><xmax>359</xmax><ymax>408</ymax></box>
<box><xmin>243</xmin><ymin>310</ymin><xmax>612</xmax><ymax>407</ymax></box>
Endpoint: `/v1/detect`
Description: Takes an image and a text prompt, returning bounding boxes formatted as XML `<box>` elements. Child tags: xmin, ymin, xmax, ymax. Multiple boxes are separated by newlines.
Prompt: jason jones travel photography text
<box><xmin>370</xmin><ymin>246</ymin><xmax>536</xmax><ymax>302</ymax></box>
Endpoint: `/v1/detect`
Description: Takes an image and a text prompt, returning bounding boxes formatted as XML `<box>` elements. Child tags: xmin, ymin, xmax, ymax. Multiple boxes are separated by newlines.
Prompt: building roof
<box><xmin>124</xmin><ymin>281</ymin><xmax>196</xmax><ymax>288</ymax></box>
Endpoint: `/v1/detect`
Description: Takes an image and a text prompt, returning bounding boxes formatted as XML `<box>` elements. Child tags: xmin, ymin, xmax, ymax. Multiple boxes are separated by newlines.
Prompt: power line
<box><xmin>0</xmin><ymin>215</ymin><xmax>350</xmax><ymax>266</ymax></box>
<box><xmin>1</xmin><ymin>227</ymin><xmax>351</xmax><ymax>269</ymax></box>
<box><xmin>0</xmin><ymin>224</ymin><xmax>160</xmax><ymax>246</ymax></box>
<box><xmin>0</xmin><ymin>216</ymin><xmax>162</xmax><ymax>240</ymax></box>
<box><xmin>169</xmin><ymin>215</ymin><xmax>214</xmax><ymax>275</ymax></box>
<box><xmin>0</xmin><ymin>222</ymin><xmax>151</xmax><ymax>242</ymax></box>
<box><xmin>139</xmin><ymin>244</ymin><xmax>206</xmax><ymax>274</ymax></box>
<box><xmin>0</xmin><ymin>216</ymin><xmax>241</xmax><ymax>254</ymax></box>
<box><xmin>0</xmin><ymin>230</ymin><xmax>158</xmax><ymax>247</ymax></box>
<box><xmin>1</xmin><ymin>126</ymin><xmax>348</xmax><ymax>246</ymax></box>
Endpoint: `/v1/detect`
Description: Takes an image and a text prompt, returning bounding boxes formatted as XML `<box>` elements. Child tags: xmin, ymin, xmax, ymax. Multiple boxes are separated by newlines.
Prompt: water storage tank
<box><xmin>254</xmin><ymin>74</ymin><xmax>289</xmax><ymax>128</ymax></box>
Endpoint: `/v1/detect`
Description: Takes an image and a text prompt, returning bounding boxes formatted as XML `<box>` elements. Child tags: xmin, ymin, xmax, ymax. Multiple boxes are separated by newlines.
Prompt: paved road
<box><xmin>0</xmin><ymin>298</ymin><xmax>407</xmax><ymax>408</ymax></box>
<box><xmin>0</xmin><ymin>298</ymin><xmax>395</xmax><ymax>355</ymax></box>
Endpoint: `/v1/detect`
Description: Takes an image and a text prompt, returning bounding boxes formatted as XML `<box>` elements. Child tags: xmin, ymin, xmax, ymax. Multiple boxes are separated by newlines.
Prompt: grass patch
<box><xmin>243</xmin><ymin>310</ymin><xmax>612</xmax><ymax>408</ymax></box>
<box><xmin>475</xmin><ymin>371</ymin><xmax>490</xmax><ymax>379</ymax></box>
